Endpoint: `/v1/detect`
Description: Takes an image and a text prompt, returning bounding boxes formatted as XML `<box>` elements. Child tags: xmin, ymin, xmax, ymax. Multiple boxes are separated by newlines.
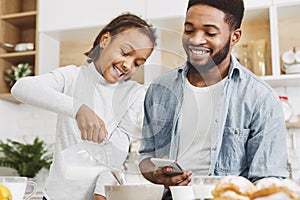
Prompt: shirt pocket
<box><xmin>215</xmin><ymin>126</ymin><xmax>250</xmax><ymax>175</ymax></box>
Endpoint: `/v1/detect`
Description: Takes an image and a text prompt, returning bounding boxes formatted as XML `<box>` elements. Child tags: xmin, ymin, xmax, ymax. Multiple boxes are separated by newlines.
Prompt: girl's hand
<box><xmin>76</xmin><ymin>104</ymin><xmax>108</xmax><ymax>143</ymax></box>
<box><xmin>93</xmin><ymin>194</ymin><xmax>106</xmax><ymax>200</ymax></box>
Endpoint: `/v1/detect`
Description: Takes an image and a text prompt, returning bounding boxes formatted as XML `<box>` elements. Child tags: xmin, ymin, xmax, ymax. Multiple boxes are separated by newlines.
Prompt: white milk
<box><xmin>63</xmin><ymin>165</ymin><xmax>107</xmax><ymax>180</ymax></box>
<box><xmin>61</xmin><ymin>143</ymin><xmax>109</xmax><ymax>180</ymax></box>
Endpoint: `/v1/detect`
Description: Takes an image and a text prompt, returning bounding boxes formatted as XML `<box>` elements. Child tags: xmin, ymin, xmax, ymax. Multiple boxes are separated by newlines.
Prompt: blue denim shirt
<box><xmin>139</xmin><ymin>56</ymin><xmax>288</xmax><ymax>182</ymax></box>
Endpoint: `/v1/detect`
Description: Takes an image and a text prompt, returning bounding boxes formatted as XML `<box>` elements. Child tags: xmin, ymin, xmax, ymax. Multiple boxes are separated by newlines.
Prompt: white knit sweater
<box><xmin>11</xmin><ymin>62</ymin><xmax>145</xmax><ymax>200</ymax></box>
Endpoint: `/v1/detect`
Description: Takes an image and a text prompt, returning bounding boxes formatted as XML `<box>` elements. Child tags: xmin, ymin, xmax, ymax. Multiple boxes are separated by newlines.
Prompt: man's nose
<box><xmin>189</xmin><ymin>31</ymin><xmax>207</xmax><ymax>45</ymax></box>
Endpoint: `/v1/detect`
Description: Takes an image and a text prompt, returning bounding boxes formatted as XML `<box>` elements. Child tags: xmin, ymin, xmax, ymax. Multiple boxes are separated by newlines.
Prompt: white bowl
<box><xmin>105</xmin><ymin>184</ymin><xmax>164</xmax><ymax>200</ymax></box>
<box><xmin>192</xmin><ymin>176</ymin><xmax>222</xmax><ymax>199</ymax></box>
<box><xmin>282</xmin><ymin>50</ymin><xmax>295</xmax><ymax>64</ymax></box>
<box><xmin>170</xmin><ymin>186</ymin><xmax>195</xmax><ymax>200</ymax></box>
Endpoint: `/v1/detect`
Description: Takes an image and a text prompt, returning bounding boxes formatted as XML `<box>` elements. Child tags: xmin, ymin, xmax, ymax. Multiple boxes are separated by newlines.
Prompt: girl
<box><xmin>11</xmin><ymin>13</ymin><xmax>156</xmax><ymax>200</ymax></box>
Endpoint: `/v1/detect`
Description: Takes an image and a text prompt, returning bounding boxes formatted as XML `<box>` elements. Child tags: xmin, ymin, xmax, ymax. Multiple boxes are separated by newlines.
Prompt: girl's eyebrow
<box><xmin>123</xmin><ymin>43</ymin><xmax>148</xmax><ymax>61</ymax></box>
<box><xmin>123</xmin><ymin>43</ymin><xmax>135</xmax><ymax>51</ymax></box>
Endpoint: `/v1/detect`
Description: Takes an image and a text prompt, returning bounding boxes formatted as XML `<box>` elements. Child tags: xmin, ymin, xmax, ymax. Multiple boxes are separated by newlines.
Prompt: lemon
<box><xmin>0</xmin><ymin>184</ymin><xmax>12</xmax><ymax>200</ymax></box>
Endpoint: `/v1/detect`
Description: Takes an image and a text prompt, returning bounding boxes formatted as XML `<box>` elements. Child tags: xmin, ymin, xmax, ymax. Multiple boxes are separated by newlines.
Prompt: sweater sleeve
<box><xmin>11</xmin><ymin>65</ymin><xmax>84</xmax><ymax>118</ymax></box>
<box><xmin>117</xmin><ymin>84</ymin><xmax>146</xmax><ymax>142</ymax></box>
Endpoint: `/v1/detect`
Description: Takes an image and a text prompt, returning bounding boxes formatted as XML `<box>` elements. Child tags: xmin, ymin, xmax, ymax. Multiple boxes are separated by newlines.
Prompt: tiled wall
<box><xmin>0</xmin><ymin>100</ymin><xmax>57</xmax><ymax>143</ymax></box>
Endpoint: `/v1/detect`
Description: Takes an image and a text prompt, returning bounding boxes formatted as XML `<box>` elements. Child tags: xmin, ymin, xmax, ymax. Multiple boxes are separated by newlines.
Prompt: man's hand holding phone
<box><xmin>150</xmin><ymin>158</ymin><xmax>192</xmax><ymax>187</ymax></box>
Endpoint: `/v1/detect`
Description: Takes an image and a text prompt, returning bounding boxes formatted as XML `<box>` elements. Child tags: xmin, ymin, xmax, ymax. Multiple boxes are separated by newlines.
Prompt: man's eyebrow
<box><xmin>204</xmin><ymin>24</ymin><xmax>220</xmax><ymax>31</ymax></box>
<box><xmin>184</xmin><ymin>21</ymin><xmax>194</xmax><ymax>27</ymax></box>
<box><xmin>184</xmin><ymin>21</ymin><xmax>220</xmax><ymax>31</ymax></box>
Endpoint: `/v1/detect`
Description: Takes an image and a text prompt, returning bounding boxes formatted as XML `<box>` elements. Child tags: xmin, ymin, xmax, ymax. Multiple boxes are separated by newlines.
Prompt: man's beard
<box><xmin>188</xmin><ymin>37</ymin><xmax>231</xmax><ymax>74</ymax></box>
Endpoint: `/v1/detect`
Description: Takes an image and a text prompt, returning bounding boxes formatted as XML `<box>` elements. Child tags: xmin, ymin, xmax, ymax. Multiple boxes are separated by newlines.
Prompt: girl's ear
<box><xmin>100</xmin><ymin>32</ymin><xmax>112</xmax><ymax>48</ymax></box>
<box><xmin>231</xmin><ymin>28</ymin><xmax>242</xmax><ymax>46</ymax></box>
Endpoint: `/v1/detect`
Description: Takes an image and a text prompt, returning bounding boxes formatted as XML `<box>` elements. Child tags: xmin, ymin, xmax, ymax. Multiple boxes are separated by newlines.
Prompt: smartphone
<box><xmin>150</xmin><ymin>158</ymin><xmax>183</xmax><ymax>176</ymax></box>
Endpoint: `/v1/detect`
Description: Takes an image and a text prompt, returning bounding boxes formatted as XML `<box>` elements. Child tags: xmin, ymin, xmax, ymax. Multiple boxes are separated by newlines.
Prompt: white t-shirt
<box><xmin>11</xmin><ymin>62</ymin><xmax>145</xmax><ymax>200</ymax></box>
<box><xmin>177</xmin><ymin>77</ymin><xmax>226</xmax><ymax>175</ymax></box>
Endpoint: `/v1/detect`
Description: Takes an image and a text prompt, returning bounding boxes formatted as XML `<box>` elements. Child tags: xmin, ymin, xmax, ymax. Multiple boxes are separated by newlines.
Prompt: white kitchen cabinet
<box><xmin>39</xmin><ymin>0</ymin><xmax>146</xmax><ymax>36</ymax></box>
<box><xmin>265</xmin><ymin>0</ymin><xmax>300</xmax><ymax>87</ymax></box>
<box><xmin>244</xmin><ymin>0</ymin><xmax>272</xmax><ymax>9</ymax></box>
<box><xmin>36</xmin><ymin>0</ymin><xmax>300</xmax><ymax>87</ymax></box>
<box><xmin>146</xmin><ymin>0</ymin><xmax>300</xmax><ymax>87</ymax></box>
<box><xmin>146</xmin><ymin>0</ymin><xmax>187</xmax><ymax>20</ymax></box>
<box><xmin>236</xmin><ymin>0</ymin><xmax>300</xmax><ymax>87</ymax></box>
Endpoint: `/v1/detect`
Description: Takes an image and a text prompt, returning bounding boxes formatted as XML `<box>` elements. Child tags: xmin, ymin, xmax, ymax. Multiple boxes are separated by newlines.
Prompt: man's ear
<box><xmin>231</xmin><ymin>28</ymin><xmax>242</xmax><ymax>45</ymax></box>
<box><xmin>100</xmin><ymin>32</ymin><xmax>111</xmax><ymax>48</ymax></box>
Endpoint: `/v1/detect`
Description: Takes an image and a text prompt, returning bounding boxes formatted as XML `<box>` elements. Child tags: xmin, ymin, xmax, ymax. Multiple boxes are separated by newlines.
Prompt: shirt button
<box><xmin>215</xmin><ymin>119</ymin><xmax>218</xmax><ymax>123</ymax></box>
<box><xmin>212</xmin><ymin>147</ymin><xmax>217</xmax><ymax>151</ymax></box>
<box><xmin>234</xmin><ymin>129</ymin><xmax>239</xmax><ymax>134</ymax></box>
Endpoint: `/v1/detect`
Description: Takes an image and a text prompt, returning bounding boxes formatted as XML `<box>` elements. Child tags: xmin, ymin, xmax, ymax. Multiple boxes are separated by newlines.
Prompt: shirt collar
<box><xmin>228</xmin><ymin>55</ymin><xmax>244</xmax><ymax>80</ymax></box>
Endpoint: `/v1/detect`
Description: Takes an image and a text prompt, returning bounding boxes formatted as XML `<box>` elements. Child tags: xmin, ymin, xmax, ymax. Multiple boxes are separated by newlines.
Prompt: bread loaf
<box><xmin>211</xmin><ymin>176</ymin><xmax>300</xmax><ymax>200</ymax></box>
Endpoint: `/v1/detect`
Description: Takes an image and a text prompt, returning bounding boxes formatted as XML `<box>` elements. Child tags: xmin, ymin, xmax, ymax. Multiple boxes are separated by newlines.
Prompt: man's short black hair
<box><xmin>187</xmin><ymin>0</ymin><xmax>244</xmax><ymax>30</ymax></box>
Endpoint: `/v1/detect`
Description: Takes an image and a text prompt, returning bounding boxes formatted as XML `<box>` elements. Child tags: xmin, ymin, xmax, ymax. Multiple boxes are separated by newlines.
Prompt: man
<box><xmin>139</xmin><ymin>0</ymin><xmax>288</xmax><ymax>199</ymax></box>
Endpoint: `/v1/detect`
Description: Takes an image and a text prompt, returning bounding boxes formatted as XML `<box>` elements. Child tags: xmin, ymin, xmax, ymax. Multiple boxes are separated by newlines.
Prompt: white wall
<box><xmin>39</xmin><ymin>0</ymin><xmax>146</xmax><ymax>32</ymax></box>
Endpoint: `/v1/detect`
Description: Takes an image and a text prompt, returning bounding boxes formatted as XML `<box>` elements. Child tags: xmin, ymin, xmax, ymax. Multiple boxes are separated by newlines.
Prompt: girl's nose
<box><xmin>122</xmin><ymin>61</ymin><xmax>132</xmax><ymax>72</ymax></box>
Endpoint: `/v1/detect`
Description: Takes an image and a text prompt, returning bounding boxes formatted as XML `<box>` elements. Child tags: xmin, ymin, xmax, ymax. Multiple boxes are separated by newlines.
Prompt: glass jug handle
<box><xmin>24</xmin><ymin>180</ymin><xmax>38</xmax><ymax>200</ymax></box>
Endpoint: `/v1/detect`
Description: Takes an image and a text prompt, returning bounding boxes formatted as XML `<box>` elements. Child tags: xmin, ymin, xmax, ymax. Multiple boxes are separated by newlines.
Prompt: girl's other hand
<box><xmin>76</xmin><ymin>104</ymin><xmax>108</xmax><ymax>143</ymax></box>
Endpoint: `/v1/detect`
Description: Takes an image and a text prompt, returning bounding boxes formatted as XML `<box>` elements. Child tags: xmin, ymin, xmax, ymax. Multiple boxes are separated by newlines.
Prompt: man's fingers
<box><xmin>161</xmin><ymin>166</ymin><xmax>173</xmax><ymax>174</ymax></box>
<box><xmin>177</xmin><ymin>176</ymin><xmax>191</xmax><ymax>186</ymax></box>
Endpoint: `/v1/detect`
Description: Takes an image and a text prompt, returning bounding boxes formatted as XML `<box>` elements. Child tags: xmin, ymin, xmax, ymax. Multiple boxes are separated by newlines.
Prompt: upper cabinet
<box><xmin>145</xmin><ymin>0</ymin><xmax>300</xmax><ymax>87</ymax></box>
<box><xmin>146</xmin><ymin>0</ymin><xmax>187</xmax><ymax>19</ymax></box>
<box><xmin>0</xmin><ymin>0</ymin><xmax>39</xmax><ymax>103</ymax></box>
<box><xmin>34</xmin><ymin>0</ymin><xmax>300</xmax><ymax>91</ymax></box>
<box><xmin>38</xmin><ymin>0</ymin><xmax>146</xmax><ymax>40</ymax></box>
<box><xmin>230</xmin><ymin>0</ymin><xmax>300</xmax><ymax>87</ymax></box>
<box><xmin>244</xmin><ymin>0</ymin><xmax>272</xmax><ymax>9</ymax></box>
<box><xmin>243</xmin><ymin>0</ymin><xmax>300</xmax><ymax>87</ymax></box>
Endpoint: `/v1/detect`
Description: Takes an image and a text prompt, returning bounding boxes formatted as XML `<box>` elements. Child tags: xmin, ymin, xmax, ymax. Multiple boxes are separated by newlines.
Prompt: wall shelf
<box><xmin>286</xmin><ymin>116</ymin><xmax>300</xmax><ymax>129</ymax></box>
<box><xmin>1</xmin><ymin>11</ymin><xmax>37</xmax><ymax>28</ymax></box>
<box><xmin>0</xmin><ymin>0</ymin><xmax>38</xmax><ymax>103</ymax></box>
<box><xmin>0</xmin><ymin>51</ymin><xmax>36</xmax><ymax>64</ymax></box>
<box><xmin>262</xmin><ymin>74</ymin><xmax>300</xmax><ymax>87</ymax></box>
